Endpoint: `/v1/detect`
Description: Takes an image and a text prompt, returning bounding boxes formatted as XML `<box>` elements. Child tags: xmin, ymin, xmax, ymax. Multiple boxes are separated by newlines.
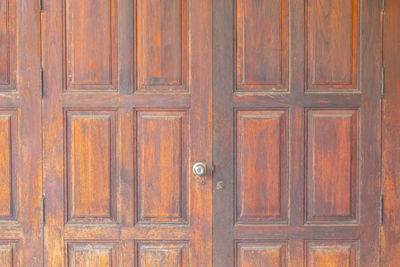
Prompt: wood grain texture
<box><xmin>306</xmin><ymin>109</ymin><xmax>358</xmax><ymax>223</ymax></box>
<box><xmin>43</xmin><ymin>0</ymin><xmax>212</xmax><ymax>265</ymax></box>
<box><xmin>236</xmin><ymin>242</ymin><xmax>287</xmax><ymax>267</ymax></box>
<box><xmin>137</xmin><ymin>0</ymin><xmax>188</xmax><ymax>91</ymax></box>
<box><xmin>0</xmin><ymin>0</ymin><xmax>15</xmax><ymax>90</ymax></box>
<box><xmin>68</xmin><ymin>243</ymin><xmax>116</xmax><ymax>267</ymax></box>
<box><xmin>65</xmin><ymin>0</ymin><xmax>117</xmax><ymax>91</ymax></box>
<box><xmin>306</xmin><ymin>0</ymin><xmax>358</xmax><ymax>90</ymax></box>
<box><xmin>138</xmin><ymin>242</ymin><xmax>188</xmax><ymax>267</ymax></box>
<box><xmin>66</xmin><ymin>110</ymin><xmax>116</xmax><ymax>223</ymax></box>
<box><xmin>236</xmin><ymin>0</ymin><xmax>288</xmax><ymax>91</ymax></box>
<box><xmin>381</xmin><ymin>0</ymin><xmax>400</xmax><ymax>265</ymax></box>
<box><xmin>236</xmin><ymin>110</ymin><xmax>288</xmax><ymax>223</ymax></box>
<box><xmin>306</xmin><ymin>241</ymin><xmax>357</xmax><ymax>267</ymax></box>
<box><xmin>0</xmin><ymin>112</ymin><xmax>15</xmax><ymax>219</ymax></box>
<box><xmin>137</xmin><ymin>110</ymin><xmax>188</xmax><ymax>223</ymax></box>
<box><xmin>213</xmin><ymin>0</ymin><xmax>381</xmax><ymax>265</ymax></box>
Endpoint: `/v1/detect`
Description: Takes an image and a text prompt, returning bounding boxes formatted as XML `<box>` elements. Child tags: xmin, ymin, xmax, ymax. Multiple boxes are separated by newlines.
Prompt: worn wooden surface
<box><xmin>381</xmin><ymin>0</ymin><xmax>400</xmax><ymax>265</ymax></box>
<box><xmin>0</xmin><ymin>0</ymin><xmax>42</xmax><ymax>265</ymax></box>
<box><xmin>213</xmin><ymin>0</ymin><xmax>382</xmax><ymax>266</ymax></box>
<box><xmin>42</xmin><ymin>0</ymin><xmax>212</xmax><ymax>265</ymax></box>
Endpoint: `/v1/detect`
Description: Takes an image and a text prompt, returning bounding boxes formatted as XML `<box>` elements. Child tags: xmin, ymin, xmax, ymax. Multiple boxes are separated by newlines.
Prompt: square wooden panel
<box><xmin>136</xmin><ymin>0</ymin><xmax>188</xmax><ymax>91</ymax></box>
<box><xmin>236</xmin><ymin>241</ymin><xmax>287</xmax><ymax>267</ymax></box>
<box><xmin>65</xmin><ymin>110</ymin><xmax>117</xmax><ymax>223</ymax></box>
<box><xmin>235</xmin><ymin>0</ymin><xmax>288</xmax><ymax>91</ymax></box>
<box><xmin>235</xmin><ymin>110</ymin><xmax>288</xmax><ymax>224</ymax></box>
<box><xmin>0</xmin><ymin>0</ymin><xmax>16</xmax><ymax>91</ymax></box>
<box><xmin>64</xmin><ymin>0</ymin><xmax>118</xmax><ymax>91</ymax></box>
<box><xmin>306</xmin><ymin>109</ymin><xmax>359</xmax><ymax>224</ymax></box>
<box><xmin>136</xmin><ymin>110</ymin><xmax>188</xmax><ymax>224</ymax></box>
<box><xmin>67</xmin><ymin>242</ymin><xmax>117</xmax><ymax>267</ymax></box>
<box><xmin>306</xmin><ymin>240</ymin><xmax>358</xmax><ymax>267</ymax></box>
<box><xmin>306</xmin><ymin>0</ymin><xmax>359</xmax><ymax>91</ymax></box>
<box><xmin>137</xmin><ymin>241</ymin><xmax>189</xmax><ymax>267</ymax></box>
<box><xmin>0</xmin><ymin>110</ymin><xmax>17</xmax><ymax>220</ymax></box>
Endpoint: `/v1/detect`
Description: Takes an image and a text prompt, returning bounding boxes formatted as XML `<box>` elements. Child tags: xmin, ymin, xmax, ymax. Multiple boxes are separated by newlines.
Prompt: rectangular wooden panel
<box><xmin>236</xmin><ymin>0</ymin><xmax>288</xmax><ymax>91</ymax></box>
<box><xmin>137</xmin><ymin>110</ymin><xmax>188</xmax><ymax>223</ymax></box>
<box><xmin>306</xmin><ymin>0</ymin><xmax>358</xmax><ymax>90</ymax></box>
<box><xmin>236</xmin><ymin>110</ymin><xmax>288</xmax><ymax>223</ymax></box>
<box><xmin>0</xmin><ymin>244</ymin><xmax>14</xmax><ymax>267</ymax></box>
<box><xmin>0</xmin><ymin>111</ymin><xmax>16</xmax><ymax>219</ymax></box>
<box><xmin>137</xmin><ymin>0</ymin><xmax>188</xmax><ymax>91</ymax></box>
<box><xmin>66</xmin><ymin>110</ymin><xmax>116</xmax><ymax>223</ymax></box>
<box><xmin>306</xmin><ymin>110</ymin><xmax>358</xmax><ymax>223</ymax></box>
<box><xmin>236</xmin><ymin>241</ymin><xmax>287</xmax><ymax>267</ymax></box>
<box><xmin>68</xmin><ymin>243</ymin><xmax>116</xmax><ymax>267</ymax></box>
<box><xmin>306</xmin><ymin>241</ymin><xmax>357</xmax><ymax>267</ymax></box>
<box><xmin>137</xmin><ymin>241</ymin><xmax>188</xmax><ymax>267</ymax></box>
<box><xmin>65</xmin><ymin>0</ymin><xmax>117</xmax><ymax>91</ymax></box>
<box><xmin>0</xmin><ymin>0</ymin><xmax>15</xmax><ymax>90</ymax></box>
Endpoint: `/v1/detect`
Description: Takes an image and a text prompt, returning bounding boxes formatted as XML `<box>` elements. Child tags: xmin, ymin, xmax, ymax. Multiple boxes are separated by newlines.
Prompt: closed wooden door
<box><xmin>213</xmin><ymin>0</ymin><xmax>382</xmax><ymax>266</ymax></box>
<box><xmin>0</xmin><ymin>0</ymin><xmax>43</xmax><ymax>266</ymax></box>
<box><xmin>41</xmin><ymin>0</ymin><xmax>212</xmax><ymax>265</ymax></box>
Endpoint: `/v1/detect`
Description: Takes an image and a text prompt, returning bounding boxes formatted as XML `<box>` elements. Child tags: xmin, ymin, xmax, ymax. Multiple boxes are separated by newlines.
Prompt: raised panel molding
<box><xmin>236</xmin><ymin>0</ymin><xmax>288</xmax><ymax>91</ymax></box>
<box><xmin>306</xmin><ymin>0</ymin><xmax>358</xmax><ymax>90</ymax></box>
<box><xmin>136</xmin><ymin>110</ymin><xmax>188</xmax><ymax>223</ymax></box>
<box><xmin>236</xmin><ymin>110</ymin><xmax>288</xmax><ymax>224</ymax></box>
<box><xmin>137</xmin><ymin>241</ymin><xmax>188</xmax><ymax>267</ymax></box>
<box><xmin>306</xmin><ymin>109</ymin><xmax>358</xmax><ymax>223</ymax></box>
<box><xmin>0</xmin><ymin>242</ymin><xmax>17</xmax><ymax>267</ymax></box>
<box><xmin>136</xmin><ymin>0</ymin><xmax>188</xmax><ymax>91</ymax></box>
<box><xmin>66</xmin><ymin>110</ymin><xmax>117</xmax><ymax>223</ymax></box>
<box><xmin>306</xmin><ymin>240</ymin><xmax>358</xmax><ymax>267</ymax></box>
<box><xmin>236</xmin><ymin>241</ymin><xmax>287</xmax><ymax>267</ymax></box>
<box><xmin>67</xmin><ymin>242</ymin><xmax>116</xmax><ymax>267</ymax></box>
<box><xmin>65</xmin><ymin>0</ymin><xmax>117</xmax><ymax>91</ymax></box>
<box><xmin>0</xmin><ymin>110</ymin><xmax>17</xmax><ymax>220</ymax></box>
<box><xmin>0</xmin><ymin>0</ymin><xmax>16</xmax><ymax>90</ymax></box>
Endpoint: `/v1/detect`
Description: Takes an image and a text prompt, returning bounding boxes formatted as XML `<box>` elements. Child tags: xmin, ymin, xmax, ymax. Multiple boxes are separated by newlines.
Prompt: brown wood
<box><xmin>213</xmin><ymin>0</ymin><xmax>382</xmax><ymax>266</ymax></box>
<box><xmin>0</xmin><ymin>0</ymin><xmax>42</xmax><ymax>265</ymax></box>
<box><xmin>381</xmin><ymin>0</ymin><xmax>400</xmax><ymax>265</ymax></box>
<box><xmin>42</xmin><ymin>0</ymin><xmax>212</xmax><ymax>266</ymax></box>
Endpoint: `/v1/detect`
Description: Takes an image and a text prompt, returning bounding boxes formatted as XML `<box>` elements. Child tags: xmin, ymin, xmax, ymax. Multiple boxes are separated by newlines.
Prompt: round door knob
<box><xmin>193</xmin><ymin>162</ymin><xmax>207</xmax><ymax>176</ymax></box>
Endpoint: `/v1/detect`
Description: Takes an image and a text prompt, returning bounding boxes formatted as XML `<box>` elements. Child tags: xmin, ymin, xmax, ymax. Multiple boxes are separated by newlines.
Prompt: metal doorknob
<box><xmin>193</xmin><ymin>162</ymin><xmax>207</xmax><ymax>176</ymax></box>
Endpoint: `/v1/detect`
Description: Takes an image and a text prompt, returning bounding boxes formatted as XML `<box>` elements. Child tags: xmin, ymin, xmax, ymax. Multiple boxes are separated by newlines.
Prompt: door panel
<box><xmin>213</xmin><ymin>0</ymin><xmax>381</xmax><ymax>266</ymax></box>
<box><xmin>42</xmin><ymin>0</ymin><xmax>212</xmax><ymax>265</ymax></box>
<box><xmin>0</xmin><ymin>0</ymin><xmax>42</xmax><ymax>265</ymax></box>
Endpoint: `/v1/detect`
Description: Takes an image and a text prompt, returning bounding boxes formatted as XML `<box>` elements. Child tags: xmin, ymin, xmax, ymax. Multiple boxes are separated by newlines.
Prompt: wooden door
<box><xmin>41</xmin><ymin>0</ymin><xmax>212</xmax><ymax>265</ymax></box>
<box><xmin>0</xmin><ymin>0</ymin><xmax>43</xmax><ymax>266</ymax></box>
<box><xmin>213</xmin><ymin>0</ymin><xmax>382</xmax><ymax>266</ymax></box>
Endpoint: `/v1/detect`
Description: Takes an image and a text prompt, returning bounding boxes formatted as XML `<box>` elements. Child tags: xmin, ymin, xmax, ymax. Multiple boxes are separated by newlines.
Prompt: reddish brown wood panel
<box><xmin>0</xmin><ymin>0</ymin><xmax>42</xmax><ymax>264</ymax></box>
<box><xmin>0</xmin><ymin>243</ymin><xmax>16</xmax><ymax>267</ymax></box>
<box><xmin>306</xmin><ymin>0</ymin><xmax>358</xmax><ymax>90</ymax></box>
<box><xmin>137</xmin><ymin>0</ymin><xmax>188</xmax><ymax>91</ymax></box>
<box><xmin>306</xmin><ymin>241</ymin><xmax>357</xmax><ymax>267</ymax></box>
<box><xmin>236</xmin><ymin>0</ymin><xmax>288</xmax><ymax>91</ymax></box>
<box><xmin>236</xmin><ymin>110</ymin><xmax>288</xmax><ymax>223</ymax></box>
<box><xmin>65</xmin><ymin>0</ymin><xmax>117</xmax><ymax>91</ymax></box>
<box><xmin>66</xmin><ymin>110</ymin><xmax>116</xmax><ymax>223</ymax></box>
<box><xmin>43</xmin><ymin>0</ymin><xmax>212</xmax><ymax>264</ymax></box>
<box><xmin>0</xmin><ymin>111</ymin><xmax>15</xmax><ymax>219</ymax></box>
<box><xmin>137</xmin><ymin>110</ymin><xmax>188</xmax><ymax>223</ymax></box>
<box><xmin>138</xmin><ymin>242</ymin><xmax>188</xmax><ymax>267</ymax></box>
<box><xmin>306</xmin><ymin>109</ymin><xmax>358</xmax><ymax>223</ymax></box>
<box><xmin>382</xmin><ymin>0</ymin><xmax>400</xmax><ymax>265</ymax></box>
<box><xmin>236</xmin><ymin>242</ymin><xmax>287</xmax><ymax>267</ymax></box>
<box><xmin>68</xmin><ymin>243</ymin><xmax>117</xmax><ymax>267</ymax></box>
<box><xmin>0</xmin><ymin>0</ymin><xmax>15</xmax><ymax>90</ymax></box>
<box><xmin>213</xmin><ymin>0</ymin><xmax>381</xmax><ymax>264</ymax></box>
